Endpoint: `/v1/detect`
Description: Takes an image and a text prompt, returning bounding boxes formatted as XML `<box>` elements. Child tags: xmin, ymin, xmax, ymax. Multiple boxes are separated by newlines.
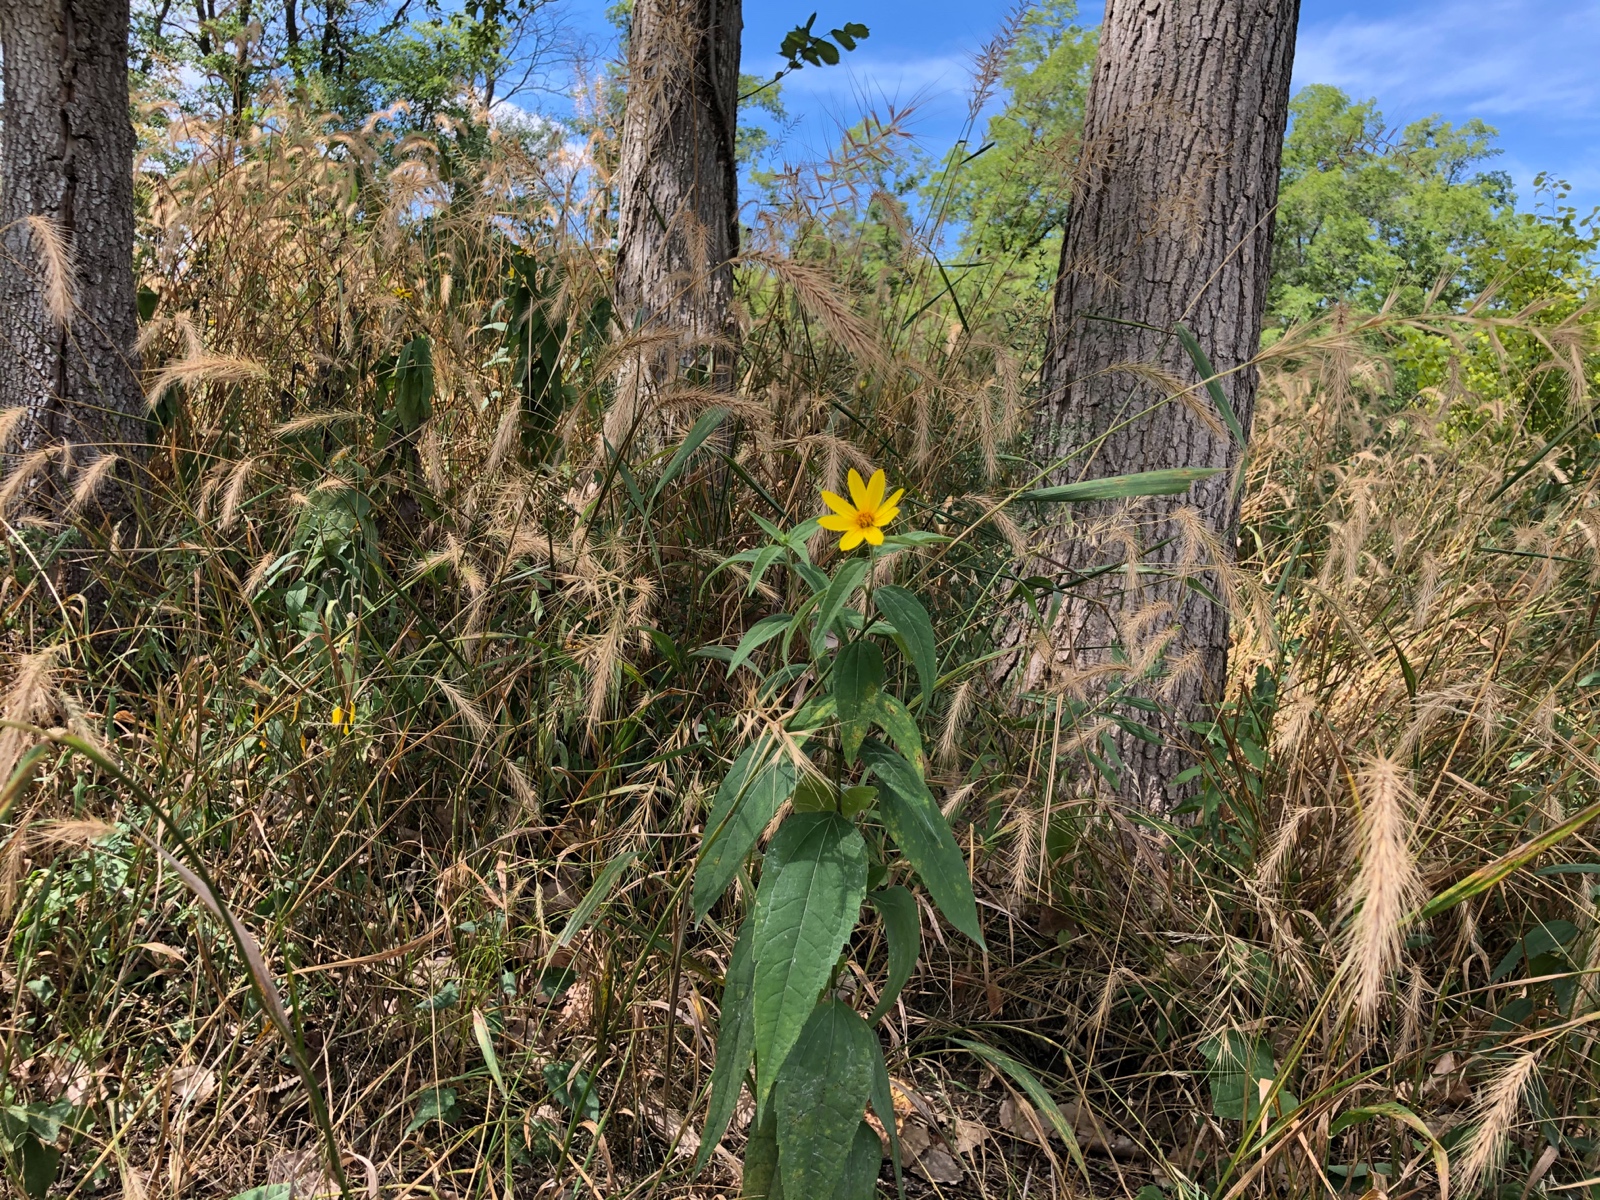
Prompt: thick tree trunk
<box><xmin>1019</xmin><ymin>0</ymin><xmax>1299</xmax><ymax>808</ymax></box>
<box><xmin>1</xmin><ymin>0</ymin><xmax>144</xmax><ymax>512</ymax></box>
<box><xmin>610</xmin><ymin>0</ymin><xmax>741</xmax><ymax>446</ymax></box>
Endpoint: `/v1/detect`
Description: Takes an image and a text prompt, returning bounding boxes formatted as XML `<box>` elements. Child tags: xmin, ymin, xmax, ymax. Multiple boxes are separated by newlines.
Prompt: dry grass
<box><xmin>1</xmin><ymin>61</ymin><xmax>1598</xmax><ymax>1200</ymax></box>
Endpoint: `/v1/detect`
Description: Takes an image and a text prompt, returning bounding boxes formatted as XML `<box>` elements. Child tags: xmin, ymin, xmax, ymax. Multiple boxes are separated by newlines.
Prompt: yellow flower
<box><xmin>332</xmin><ymin>705</ymin><xmax>352</xmax><ymax>734</ymax></box>
<box><xmin>819</xmin><ymin>468</ymin><xmax>904</xmax><ymax>551</ymax></box>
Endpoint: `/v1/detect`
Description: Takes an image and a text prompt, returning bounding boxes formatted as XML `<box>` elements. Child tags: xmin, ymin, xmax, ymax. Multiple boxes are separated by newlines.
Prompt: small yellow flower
<box><xmin>332</xmin><ymin>705</ymin><xmax>352</xmax><ymax>734</ymax></box>
<box><xmin>819</xmin><ymin>468</ymin><xmax>904</xmax><ymax>551</ymax></box>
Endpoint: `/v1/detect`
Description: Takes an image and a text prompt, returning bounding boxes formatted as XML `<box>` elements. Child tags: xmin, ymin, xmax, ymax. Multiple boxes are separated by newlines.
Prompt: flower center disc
<box><xmin>856</xmin><ymin>510</ymin><xmax>876</xmax><ymax>528</ymax></box>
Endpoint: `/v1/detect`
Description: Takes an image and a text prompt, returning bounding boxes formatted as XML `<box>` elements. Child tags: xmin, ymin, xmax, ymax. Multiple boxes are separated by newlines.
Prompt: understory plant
<box><xmin>688</xmin><ymin>468</ymin><xmax>984</xmax><ymax>1197</ymax></box>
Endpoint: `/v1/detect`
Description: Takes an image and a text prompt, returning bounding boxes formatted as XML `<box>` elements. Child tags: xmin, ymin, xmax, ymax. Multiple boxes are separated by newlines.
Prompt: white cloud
<box><xmin>1294</xmin><ymin>0</ymin><xmax>1600</xmax><ymax>119</ymax></box>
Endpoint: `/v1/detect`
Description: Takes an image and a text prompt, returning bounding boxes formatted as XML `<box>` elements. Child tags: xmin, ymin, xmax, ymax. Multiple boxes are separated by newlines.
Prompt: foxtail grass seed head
<box><xmin>1344</xmin><ymin>758</ymin><xmax>1424</xmax><ymax>1022</ymax></box>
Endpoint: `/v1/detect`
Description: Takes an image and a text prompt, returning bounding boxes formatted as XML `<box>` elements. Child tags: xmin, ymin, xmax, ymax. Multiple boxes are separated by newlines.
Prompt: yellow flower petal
<box><xmin>862</xmin><ymin>525</ymin><xmax>885</xmax><ymax>546</ymax></box>
<box><xmin>847</xmin><ymin>468</ymin><xmax>870</xmax><ymax>509</ymax></box>
<box><xmin>818</xmin><ymin>513</ymin><xmax>857</xmax><ymax>532</ymax></box>
<box><xmin>821</xmin><ymin>490</ymin><xmax>856</xmax><ymax>517</ymax></box>
<box><xmin>873</xmin><ymin>505</ymin><xmax>899</xmax><ymax>527</ymax></box>
<box><xmin>865</xmin><ymin>469</ymin><xmax>887</xmax><ymax>509</ymax></box>
<box><xmin>840</xmin><ymin>528</ymin><xmax>866</xmax><ymax>551</ymax></box>
<box><xmin>883</xmin><ymin>487</ymin><xmax>905</xmax><ymax>510</ymax></box>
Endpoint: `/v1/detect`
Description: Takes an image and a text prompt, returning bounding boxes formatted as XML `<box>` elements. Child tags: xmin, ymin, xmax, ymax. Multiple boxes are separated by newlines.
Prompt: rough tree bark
<box><xmin>611</xmin><ymin>0</ymin><xmax>741</xmax><ymax>445</ymax></box>
<box><xmin>1</xmin><ymin>0</ymin><xmax>144</xmax><ymax>511</ymax></box>
<box><xmin>1019</xmin><ymin>0</ymin><xmax>1299</xmax><ymax>808</ymax></box>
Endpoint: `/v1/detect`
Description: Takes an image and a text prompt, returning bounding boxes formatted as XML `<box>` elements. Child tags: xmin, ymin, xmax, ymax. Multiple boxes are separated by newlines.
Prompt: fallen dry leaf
<box><xmin>914</xmin><ymin>1147</ymin><xmax>963</xmax><ymax>1184</ymax></box>
<box><xmin>900</xmin><ymin>1120</ymin><xmax>932</xmax><ymax>1161</ymax></box>
<box><xmin>999</xmin><ymin>1094</ymin><xmax>1050</xmax><ymax>1145</ymax></box>
<box><xmin>950</xmin><ymin>1117</ymin><xmax>987</xmax><ymax>1155</ymax></box>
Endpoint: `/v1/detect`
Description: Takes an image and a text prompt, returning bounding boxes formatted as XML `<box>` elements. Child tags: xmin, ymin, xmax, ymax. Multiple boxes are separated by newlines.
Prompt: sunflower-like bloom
<box><xmin>819</xmin><ymin>468</ymin><xmax>904</xmax><ymax>551</ymax></box>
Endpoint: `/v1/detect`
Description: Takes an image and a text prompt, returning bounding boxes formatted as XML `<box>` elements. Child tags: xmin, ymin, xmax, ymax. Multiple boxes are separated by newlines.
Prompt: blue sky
<box><xmin>547</xmin><ymin>0</ymin><xmax>1600</xmax><ymax>218</ymax></box>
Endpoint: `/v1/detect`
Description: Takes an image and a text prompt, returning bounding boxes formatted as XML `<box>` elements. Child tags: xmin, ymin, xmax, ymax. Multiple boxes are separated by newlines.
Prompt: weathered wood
<box><xmin>1021</xmin><ymin>0</ymin><xmax>1300</xmax><ymax>807</ymax></box>
<box><xmin>1</xmin><ymin>0</ymin><xmax>144</xmax><ymax>509</ymax></box>
<box><xmin>611</xmin><ymin>0</ymin><xmax>741</xmax><ymax>442</ymax></box>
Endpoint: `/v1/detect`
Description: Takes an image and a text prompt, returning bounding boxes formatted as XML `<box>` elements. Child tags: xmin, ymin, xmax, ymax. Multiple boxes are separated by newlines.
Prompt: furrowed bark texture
<box><xmin>1</xmin><ymin>0</ymin><xmax>144</xmax><ymax>498</ymax></box>
<box><xmin>1021</xmin><ymin>0</ymin><xmax>1299</xmax><ymax>808</ymax></box>
<box><xmin>611</xmin><ymin>0</ymin><xmax>741</xmax><ymax>442</ymax></box>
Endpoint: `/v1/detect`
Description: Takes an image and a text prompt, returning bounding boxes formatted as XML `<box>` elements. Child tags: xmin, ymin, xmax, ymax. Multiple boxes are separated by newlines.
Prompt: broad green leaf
<box><xmin>1173</xmin><ymin>322</ymin><xmax>1245</xmax><ymax>446</ymax></box>
<box><xmin>861</xmin><ymin>739</ymin><xmax>983</xmax><ymax>947</ymax></box>
<box><xmin>833</xmin><ymin>640</ymin><xmax>884</xmax><ymax>763</ymax></box>
<box><xmin>872</xmin><ymin>586</ymin><xmax>936</xmax><ymax>705</ymax></box>
<box><xmin>810</xmin><ymin>558</ymin><xmax>869</xmax><ymax>657</ymax></box>
<box><xmin>743</xmin><ymin>1107</ymin><xmax>783</xmax><ymax>1199</ymax></box>
<box><xmin>870</xmin><ymin>692</ymin><xmax>925</xmax><ymax>776</ymax></box>
<box><xmin>951</xmin><ymin>1039</ymin><xmax>1088</xmax><ymax>1183</ymax></box>
<box><xmin>1018</xmin><ymin>467</ymin><xmax>1222</xmax><ymax>504</ymax></box>
<box><xmin>727</xmin><ymin>614</ymin><xmax>793</xmax><ymax>677</ymax></box>
<box><xmin>840</xmin><ymin>784</ymin><xmax>877</xmax><ymax>817</ymax></box>
<box><xmin>866</xmin><ymin>1025</ymin><xmax>904</xmax><ymax>1198</ymax></box>
<box><xmin>792</xmin><ymin>774</ymin><xmax>836</xmax><ymax>812</ymax></box>
<box><xmin>866</xmin><ymin>887</ymin><xmax>919</xmax><ymax>1025</ymax></box>
<box><xmin>405</xmin><ymin>1086</ymin><xmax>459</xmax><ymax>1134</ymax></box>
<box><xmin>694</xmin><ymin>740</ymin><xmax>800</xmax><ymax>920</ymax></box>
<box><xmin>775</xmin><ymin>1001</ymin><xmax>876</xmax><ymax>1200</ymax></box>
<box><xmin>1199</xmin><ymin>1031</ymin><xmax>1276</xmax><ymax>1123</ymax></box>
<box><xmin>652</xmin><ymin>406</ymin><xmax>729</xmax><ymax>499</ymax></box>
<box><xmin>696</xmin><ymin>914</ymin><xmax>757</xmax><ymax>1174</ymax></box>
<box><xmin>748</xmin><ymin>543</ymin><xmax>786</xmax><ymax>596</ymax></box>
<box><xmin>228</xmin><ymin>1189</ymin><xmax>292</xmax><ymax>1200</ymax></box>
<box><xmin>394</xmin><ymin>334</ymin><xmax>434</xmax><ymax>431</ymax></box>
<box><xmin>834</xmin><ymin>1121</ymin><xmax>885</xmax><ymax>1200</ymax></box>
<box><xmin>556</xmin><ymin>851</ymin><xmax>637</xmax><ymax>947</ymax></box>
<box><xmin>753</xmin><ymin>814</ymin><xmax>868</xmax><ymax>1104</ymax></box>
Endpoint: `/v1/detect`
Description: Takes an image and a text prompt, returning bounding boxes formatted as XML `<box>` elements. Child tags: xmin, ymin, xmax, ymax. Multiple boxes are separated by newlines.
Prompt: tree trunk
<box><xmin>610</xmin><ymin>0</ymin><xmax>741</xmax><ymax>447</ymax></box>
<box><xmin>1</xmin><ymin>0</ymin><xmax>144</xmax><ymax>514</ymax></box>
<box><xmin>1020</xmin><ymin>0</ymin><xmax>1299</xmax><ymax>808</ymax></box>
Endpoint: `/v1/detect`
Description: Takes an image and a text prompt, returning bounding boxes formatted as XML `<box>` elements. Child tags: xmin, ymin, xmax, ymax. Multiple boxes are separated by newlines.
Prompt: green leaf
<box><xmin>556</xmin><ymin>851</ymin><xmax>637</xmax><ymax>947</ymax></box>
<box><xmin>472</xmin><ymin>1009</ymin><xmax>505</xmax><ymax>1095</ymax></box>
<box><xmin>19</xmin><ymin>1137</ymin><xmax>60</xmax><ymax>1200</ymax></box>
<box><xmin>696</xmin><ymin>914</ymin><xmax>757</xmax><ymax>1174</ymax></box>
<box><xmin>951</xmin><ymin>1039</ymin><xmax>1089</xmax><ymax>1183</ymax></box>
<box><xmin>1018</xmin><ymin>467</ymin><xmax>1222</xmax><ymax>504</ymax></box>
<box><xmin>1199</xmin><ymin>1031</ymin><xmax>1276</xmax><ymax>1123</ymax></box>
<box><xmin>833</xmin><ymin>640</ymin><xmax>884</xmax><ymax>763</ymax></box>
<box><xmin>775</xmin><ymin>1001</ymin><xmax>876</xmax><ymax>1199</ymax></box>
<box><xmin>834</xmin><ymin>1120</ymin><xmax>885</xmax><ymax>1200</ymax></box>
<box><xmin>1418</xmin><ymin>795</ymin><xmax>1600</xmax><ymax>920</ymax></box>
<box><xmin>866</xmin><ymin>1026</ymin><xmax>904</xmax><ymax>1198</ymax></box>
<box><xmin>860</xmin><ymin>739</ymin><xmax>983</xmax><ymax>947</ymax></box>
<box><xmin>1324</xmin><ymin>1102</ymin><xmax>1447</xmax><ymax>1197</ymax></box>
<box><xmin>1173</xmin><ymin>322</ymin><xmax>1245</xmax><ymax>446</ymax></box>
<box><xmin>743</xmin><ymin>1107</ymin><xmax>784</xmax><ymax>1199</ymax></box>
<box><xmin>405</xmin><ymin>1086</ymin><xmax>459</xmax><ymax>1134</ymax></box>
<box><xmin>866</xmin><ymin>887</ymin><xmax>919</xmax><ymax>1025</ymax></box>
<box><xmin>228</xmin><ymin>1188</ymin><xmax>292</xmax><ymax>1200</ymax></box>
<box><xmin>872</xmin><ymin>586</ymin><xmax>936</xmax><ymax>705</ymax></box>
<box><xmin>727</xmin><ymin>614</ymin><xmax>793</xmax><ymax>677</ymax></box>
<box><xmin>811</xmin><ymin>558</ymin><xmax>870</xmax><ymax>657</ymax></box>
<box><xmin>753</xmin><ymin>814</ymin><xmax>869</xmax><ymax>1105</ymax></box>
<box><xmin>792</xmin><ymin>774</ymin><xmax>836</xmax><ymax>812</ymax></box>
<box><xmin>870</xmin><ymin>692</ymin><xmax>925</xmax><ymax>776</ymax></box>
<box><xmin>394</xmin><ymin>334</ymin><xmax>435</xmax><ymax>431</ymax></box>
<box><xmin>840</xmin><ymin>785</ymin><xmax>877</xmax><ymax>817</ymax></box>
<box><xmin>653</xmin><ymin>406</ymin><xmax>729</xmax><ymax>499</ymax></box>
<box><xmin>694</xmin><ymin>741</ymin><xmax>800</xmax><ymax>921</ymax></box>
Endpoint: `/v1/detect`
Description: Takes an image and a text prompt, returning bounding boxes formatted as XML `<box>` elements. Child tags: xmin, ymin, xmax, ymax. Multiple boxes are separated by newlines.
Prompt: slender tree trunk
<box><xmin>1019</xmin><ymin>0</ymin><xmax>1299</xmax><ymax>808</ymax></box>
<box><xmin>1</xmin><ymin>0</ymin><xmax>145</xmax><ymax>514</ymax></box>
<box><xmin>610</xmin><ymin>0</ymin><xmax>741</xmax><ymax>447</ymax></box>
